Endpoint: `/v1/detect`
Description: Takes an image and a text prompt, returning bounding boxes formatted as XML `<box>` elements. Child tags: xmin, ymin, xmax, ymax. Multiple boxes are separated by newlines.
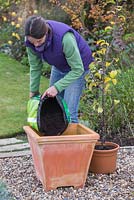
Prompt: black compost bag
<box><xmin>37</xmin><ymin>96</ymin><xmax>70</xmax><ymax>136</ymax></box>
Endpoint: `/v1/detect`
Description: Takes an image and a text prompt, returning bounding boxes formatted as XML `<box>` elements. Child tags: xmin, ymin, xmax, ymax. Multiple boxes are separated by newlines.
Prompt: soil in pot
<box><xmin>95</xmin><ymin>144</ymin><xmax>115</xmax><ymax>150</ymax></box>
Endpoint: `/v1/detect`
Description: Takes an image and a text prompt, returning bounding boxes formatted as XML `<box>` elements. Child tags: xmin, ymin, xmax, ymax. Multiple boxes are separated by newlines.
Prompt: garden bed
<box><xmin>105</xmin><ymin>136</ymin><xmax>134</xmax><ymax>147</ymax></box>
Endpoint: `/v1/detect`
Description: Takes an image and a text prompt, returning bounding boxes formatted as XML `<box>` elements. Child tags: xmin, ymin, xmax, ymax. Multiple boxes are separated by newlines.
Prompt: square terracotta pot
<box><xmin>23</xmin><ymin>123</ymin><xmax>99</xmax><ymax>191</ymax></box>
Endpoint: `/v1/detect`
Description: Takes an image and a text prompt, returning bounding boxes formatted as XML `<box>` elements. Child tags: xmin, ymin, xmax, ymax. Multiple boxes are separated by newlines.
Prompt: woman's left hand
<box><xmin>41</xmin><ymin>86</ymin><xmax>58</xmax><ymax>99</ymax></box>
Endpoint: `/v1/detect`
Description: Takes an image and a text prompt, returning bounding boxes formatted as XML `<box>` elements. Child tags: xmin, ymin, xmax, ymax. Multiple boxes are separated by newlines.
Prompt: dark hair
<box><xmin>25</xmin><ymin>15</ymin><xmax>47</xmax><ymax>39</ymax></box>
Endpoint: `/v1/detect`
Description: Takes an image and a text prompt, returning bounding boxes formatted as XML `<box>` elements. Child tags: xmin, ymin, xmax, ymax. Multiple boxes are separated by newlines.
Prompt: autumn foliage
<box><xmin>0</xmin><ymin>0</ymin><xmax>134</xmax><ymax>135</ymax></box>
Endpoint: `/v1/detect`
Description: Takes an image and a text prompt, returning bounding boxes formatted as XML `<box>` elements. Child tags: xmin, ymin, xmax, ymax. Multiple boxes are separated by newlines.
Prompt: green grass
<box><xmin>0</xmin><ymin>53</ymin><xmax>49</xmax><ymax>138</ymax></box>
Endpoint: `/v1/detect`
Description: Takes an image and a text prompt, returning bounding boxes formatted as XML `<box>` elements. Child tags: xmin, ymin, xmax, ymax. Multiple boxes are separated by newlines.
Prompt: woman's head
<box><xmin>25</xmin><ymin>15</ymin><xmax>48</xmax><ymax>47</ymax></box>
<box><xmin>25</xmin><ymin>15</ymin><xmax>47</xmax><ymax>39</ymax></box>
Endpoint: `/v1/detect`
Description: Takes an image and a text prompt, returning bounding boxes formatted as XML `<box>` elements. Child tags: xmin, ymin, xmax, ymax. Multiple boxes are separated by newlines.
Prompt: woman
<box><xmin>25</xmin><ymin>15</ymin><xmax>93</xmax><ymax>123</ymax></box>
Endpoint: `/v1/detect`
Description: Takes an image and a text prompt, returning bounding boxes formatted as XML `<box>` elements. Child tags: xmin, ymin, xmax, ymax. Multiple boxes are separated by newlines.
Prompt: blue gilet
<box><xmin>25</xmin><ymin>20</ymin><xmax>94</xmax><ymax>72</ymax></box>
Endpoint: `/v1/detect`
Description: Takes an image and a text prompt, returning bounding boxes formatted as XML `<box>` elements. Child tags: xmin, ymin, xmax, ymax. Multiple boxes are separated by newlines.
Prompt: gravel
<box><xmin>0</xmin><ymin>147</ymin><xmax>134</xmax><ymax>200</ymax></box>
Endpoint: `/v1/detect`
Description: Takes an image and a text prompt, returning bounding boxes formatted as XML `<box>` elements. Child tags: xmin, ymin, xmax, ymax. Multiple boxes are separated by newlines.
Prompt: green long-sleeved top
<box><xmin>27</xmin><ymin>32</ymin><xmax>84</xmax><ymax>93</ymax></box>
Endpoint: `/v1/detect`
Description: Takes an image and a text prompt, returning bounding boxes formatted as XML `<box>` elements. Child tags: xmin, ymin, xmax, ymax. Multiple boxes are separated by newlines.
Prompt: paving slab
<box><xmin>0</xmin><ymin>143</ymin><xmax>30</xmax><ymax>152</ymax></box>
<box><xmin>0</xmin><ymin>150</ymin><xmax>31</xmax><ymax>158</ymax></box>
<box><xmin>0</xmin><ymin>138</ymin><xmax>23</xmax><ymax>146</ymax></box>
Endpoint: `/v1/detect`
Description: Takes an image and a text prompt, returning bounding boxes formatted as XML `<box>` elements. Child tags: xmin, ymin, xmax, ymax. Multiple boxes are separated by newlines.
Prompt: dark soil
<box><xmin>95</xmin><ymin>145</ymin><xmax>115</xmax><ymax>150</ymax></box>
<box><xmin>104</xmin><ymin>136</ymin><xmax>134</xmax><ymax>146</ymax></box>
<box><xmin>96</xmin><ymin>126</ymin><xmax>134</xmax><ymax>146</ymax></box>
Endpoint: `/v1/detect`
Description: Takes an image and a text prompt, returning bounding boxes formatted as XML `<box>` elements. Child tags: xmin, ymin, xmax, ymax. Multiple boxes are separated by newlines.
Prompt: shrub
<box><xmin>0</xmin><ymin>9</ymin><xmax>26</xmax><ymax>61</ymax></box>
<box><xmin>79</xmin><ymin>3</ymin><xmax>134</xmax><ymax>138</ymax></box>
<box><xmin>111</xmin><ymin>68</ymin><xmax>134</xmax><ymax>133</ymax></box>
<box><xmin>80</xmin><ymin>67</ymin><xmax>134</xmax><ymax>136</ymax></box>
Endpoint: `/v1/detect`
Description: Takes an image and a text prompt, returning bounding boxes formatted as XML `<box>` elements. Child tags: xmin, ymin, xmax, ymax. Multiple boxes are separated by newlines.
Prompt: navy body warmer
<box><xmin>25</xmin><ymin>20</ymin><xmax>94</xmax><ymax>72</ymax></box>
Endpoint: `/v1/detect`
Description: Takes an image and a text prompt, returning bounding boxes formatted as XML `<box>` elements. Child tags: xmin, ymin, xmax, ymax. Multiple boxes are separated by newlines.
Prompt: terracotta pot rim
<box><xmin>94</xmin><ymin>141</ymin><xmax>120</xmax><ymax>153</ymax></box>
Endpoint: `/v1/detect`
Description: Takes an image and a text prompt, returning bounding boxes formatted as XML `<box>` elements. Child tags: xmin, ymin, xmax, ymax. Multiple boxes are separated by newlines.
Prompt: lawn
<box><xmin>0</xmin><ymin>53</ymin><xmax>49</xmax><ymax>138</ymax></box>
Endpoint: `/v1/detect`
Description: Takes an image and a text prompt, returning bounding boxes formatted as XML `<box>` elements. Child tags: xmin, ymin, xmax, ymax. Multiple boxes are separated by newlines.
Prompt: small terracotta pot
<box><xmin>23</xmin><ymin>123</ymin><xmax>99</xmax><ymax>191</ymax></box>
<box><xmin>89</xmin><ymin>141</ymin><xmax>120</xmax><ymax>174</ymax></box>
